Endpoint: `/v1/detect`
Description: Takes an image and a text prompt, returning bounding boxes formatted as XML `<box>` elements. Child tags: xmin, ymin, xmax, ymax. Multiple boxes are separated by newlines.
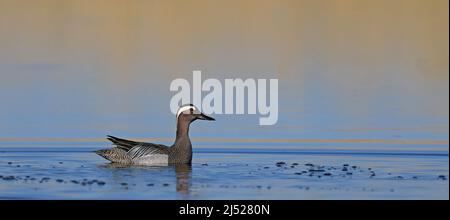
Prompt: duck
<box><xmin>95</xmin><ymin>104</ymin><xmax>215</xmax><ymax>165</ymax></box>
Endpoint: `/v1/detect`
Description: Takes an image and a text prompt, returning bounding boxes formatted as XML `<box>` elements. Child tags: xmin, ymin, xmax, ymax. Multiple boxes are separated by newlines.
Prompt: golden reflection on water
<box><xmin>0</xmin><ymin>0</ymin><xmax>447</xmax><ymax>83</ymax></box>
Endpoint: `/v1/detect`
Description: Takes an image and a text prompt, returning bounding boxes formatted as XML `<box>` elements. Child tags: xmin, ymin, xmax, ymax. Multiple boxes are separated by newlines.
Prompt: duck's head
<box><xmin>176</xmin><ymin>104</ymin><xmax>215</xmax><ymax>123</ymax></box>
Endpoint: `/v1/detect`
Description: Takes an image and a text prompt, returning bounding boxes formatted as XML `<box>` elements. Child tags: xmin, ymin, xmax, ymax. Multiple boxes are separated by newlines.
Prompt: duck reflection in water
<box><xmin>174</xmin><ymin>164</ymin><xmax>192</xmax><ymax>194</ymax></box>
<box><xmin>100</xmin><ymin>163</ymin><xmax>192</xmax><ymax>195</ymax></box>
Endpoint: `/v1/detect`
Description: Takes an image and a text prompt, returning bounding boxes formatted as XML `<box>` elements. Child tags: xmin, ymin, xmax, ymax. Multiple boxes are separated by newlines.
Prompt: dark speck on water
<box><xmin>163</xmin><ymin>183</ymin><xmax>170</xmax><ymax>187</ymax></box>
<box><xmin>309</xmin><ymin>169</ymin><xmax>325</xmax><ymax>172</ymax></box>
<box><xmin>276</xmin><ymin>162</ymin><xmax>286</xmax><ymax>166</ymax></box>
<box><xmin>147</xmin><ymin>183</ymin><xmax>154</xmax><ymax>187</ymax></box>
<box><xmin>3</xmin><ymin>176</ymin><xmax>15</xmax><ymax>181</ymax></box>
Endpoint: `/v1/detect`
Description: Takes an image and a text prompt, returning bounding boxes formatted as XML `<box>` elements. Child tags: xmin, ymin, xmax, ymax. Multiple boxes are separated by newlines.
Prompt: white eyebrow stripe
<box><xmin>176</xmin><ymin>106</ymin><xmax>196</xmax><ymax>119</ymax></box>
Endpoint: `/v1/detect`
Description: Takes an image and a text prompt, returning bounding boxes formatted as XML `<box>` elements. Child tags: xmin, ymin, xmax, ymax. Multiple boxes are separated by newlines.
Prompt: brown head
<box><xmin>176</xmin><ymin>104</ymin><xmax>215</xmax><ymax>124</ymax></box>
<box><xmin>175</xmin><ymin>104</ymin><xmax>215</xmax><ymax>139</ymax></box>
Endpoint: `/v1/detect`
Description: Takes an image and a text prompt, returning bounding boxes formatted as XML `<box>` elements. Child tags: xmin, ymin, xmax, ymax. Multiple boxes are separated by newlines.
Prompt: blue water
<box><xmin>0</xmin><ymin>140</ymin><xmax>448</xmax><ymax>200</ymax></box>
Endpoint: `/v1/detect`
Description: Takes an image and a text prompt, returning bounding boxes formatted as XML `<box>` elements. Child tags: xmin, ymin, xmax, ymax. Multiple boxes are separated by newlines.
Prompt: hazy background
<box><xmin>0</xmin><ymin>0</ymin><xmax>448</xmax><ymax>144</ymax></box>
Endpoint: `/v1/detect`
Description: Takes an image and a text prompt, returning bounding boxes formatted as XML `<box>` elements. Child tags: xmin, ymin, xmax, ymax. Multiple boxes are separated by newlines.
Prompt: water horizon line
<box><xmin>0</xmin><ymin>137</ymin><xmax>447</xmax><ymax>145</ymax></box>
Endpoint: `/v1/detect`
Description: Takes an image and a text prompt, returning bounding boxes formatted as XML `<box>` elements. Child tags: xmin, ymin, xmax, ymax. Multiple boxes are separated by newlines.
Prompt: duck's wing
<box><xmin>127</xmin><ymin>143</ymin><xmax>170</xmax><ymax>160</ymax></box>
<box><xmin>106</xmin><ymin>135</ymin><xmax>140</xmax><ymax>151</ymax></box>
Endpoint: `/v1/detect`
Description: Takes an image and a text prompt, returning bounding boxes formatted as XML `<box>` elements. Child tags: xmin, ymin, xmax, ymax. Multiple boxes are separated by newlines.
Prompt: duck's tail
<box><xmin>106</xmin><ymin>135</ymin><xmax>138</xmax><ymax>151</ymax></box>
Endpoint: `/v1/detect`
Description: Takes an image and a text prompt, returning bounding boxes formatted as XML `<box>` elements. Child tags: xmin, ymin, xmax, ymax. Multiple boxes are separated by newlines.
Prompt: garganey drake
<box><xmin>95</xmin><ymin>104</ymin><xmax>215</xmax><ymax>165</ymax></box>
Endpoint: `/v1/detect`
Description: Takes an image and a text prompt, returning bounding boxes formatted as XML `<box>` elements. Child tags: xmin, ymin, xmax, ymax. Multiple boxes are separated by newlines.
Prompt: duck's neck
<box><xmin>175</xmin><ymin>119</ymin><xmax>191</xmax><ymax>145</ymax></box>
<box><xmin>171</xmin><ymin>119</ymin><xmax>193</xmax><ymax>164</ymax></box>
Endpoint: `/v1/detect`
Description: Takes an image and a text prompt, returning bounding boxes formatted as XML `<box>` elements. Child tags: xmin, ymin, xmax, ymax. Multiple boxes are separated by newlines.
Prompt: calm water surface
<box><xmin>0</xmin><ymin>139</ymin><xmax>447</xmax><ymax>200</ymax></box>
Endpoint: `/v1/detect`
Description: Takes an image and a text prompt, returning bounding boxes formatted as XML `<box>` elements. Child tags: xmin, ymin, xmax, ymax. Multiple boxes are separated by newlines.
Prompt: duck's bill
<box><xmin>197</xmin><ymin>113</ymin><xmax>215</xmax><ymax>121</ymax></box>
